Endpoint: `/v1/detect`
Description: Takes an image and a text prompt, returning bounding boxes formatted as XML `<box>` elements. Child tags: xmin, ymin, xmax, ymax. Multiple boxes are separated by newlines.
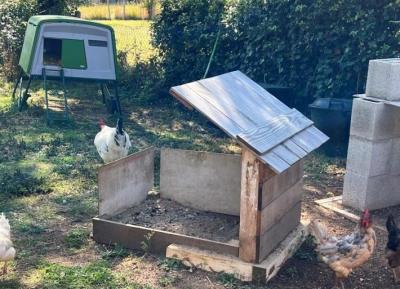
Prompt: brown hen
<box><xmin>309</xmin><ymin>209</ymin><xmax>376</xmax><ymax>289</ymax></box>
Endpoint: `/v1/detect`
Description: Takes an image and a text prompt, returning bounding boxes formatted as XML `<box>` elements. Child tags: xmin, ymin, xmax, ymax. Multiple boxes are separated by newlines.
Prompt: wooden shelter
<box><xmin>170</xmin><ymin>71</ymin><xmax>328</xmax><ymax>263</ymax></box>
<box><xmin>92</xmin><ymin>71</ymin><xmax>328</xmax><ymax>282</ymax></box>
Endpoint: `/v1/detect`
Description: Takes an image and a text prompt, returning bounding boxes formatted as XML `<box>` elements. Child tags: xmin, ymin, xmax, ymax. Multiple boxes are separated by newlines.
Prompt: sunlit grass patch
<box><xmin>37</xmin><ymin>261</ymin><xmax>120</xmax><ymax>289</ymax></box>
<box><xmin>97</xmin><ymin>20</ymin><xmax>156</xmax><ymax>65</ymax></box>
<box><xmin>80</xmin><ymin>4</ymin><xmax>148</xmax><ymax>20</ymax></box>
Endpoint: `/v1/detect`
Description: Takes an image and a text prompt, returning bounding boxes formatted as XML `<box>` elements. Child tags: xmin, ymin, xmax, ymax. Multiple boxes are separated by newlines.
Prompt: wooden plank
<box><xmin>239</xmin><ymin>148</ymin><xmax>264</xmax><ymax>263</ymax></box>
<box><xmin>260</xmin><ymin>181</ymin><xmax>303</xmax><ymax>234</ymax></box>
<box><xmin>237</xmin><ymin>109</ymin><xmax>313</xmax><ymax>155</ymax></box>
<box><xmin>166</xmin><ymin>244</ymin><xmax>255</xmax><ymax>282</ymax></box>
<box><xmin>98</xmin><ymin>147</ymin><xmax>155</xmax><ymax>217</ymax></box>
<box><xmin>198</xmin><ymin>75</ymin><xmax>276</xmax><ymax>127</ymax></box>
<box><xmin>229</xmin><ymin>71</ymin><xmax>290</xmax><ymax>115</ymax></box>
<box><xmin>258</xmin><ymin>202</ymin><xmax>301</xmax><ymax>262</ymax></box>
<box><xmin>314</xmin><ymin>196</ymin><xmax>343</xmax><ymax>205</ymax></box>
<box><xmin>283</xmin><ymin>139</ymin><xmax>308</xmax><ymax>158</ymax></box>
<box><xmin>292</xmin><ymin>126</ymin><xmax>329</xmax><ymax>153</ymax></box>
<box><xmin>261</xmin><ymin>160</ymin><xmax>303</xmax><ymax>209</ymax></box>
<box><xmin>185</xmin><ymin>81</ymin><xmax>256</xmax><ymax>129</ymax></box>
<box><xmin>259</xmin><ymin>223</ymin><xmax>307</xmax><ymax>281</ymax></box>
<box><xmin>92</xmin><ymin>217</ymin><xmax>239</xmax><ymax>256</ymax></box>
<box><xmin>271</xmin><ymin>145</ymin><xmax>300</xmax><ymax>165</ymax></box>
<box><xmin>314</xmin><ymin>196</ymin><xmax>386</xmax><ymax>232</ymax></box>
<box><xmin>259</xmin><ymin>151</ymin><xmax>290</xmax><ymax>174</ymax></box>
<box><xmin>170</xmin><ymin>86</ymin><xmax>242</xmax><ymax>137</ymax></box>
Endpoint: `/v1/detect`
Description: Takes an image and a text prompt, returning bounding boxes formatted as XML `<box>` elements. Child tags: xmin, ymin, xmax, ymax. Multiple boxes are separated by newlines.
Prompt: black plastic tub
<box><xmin>309</xmin><ymin>98</ymin><xmax>353</xmax><ymax>156</ymax></box>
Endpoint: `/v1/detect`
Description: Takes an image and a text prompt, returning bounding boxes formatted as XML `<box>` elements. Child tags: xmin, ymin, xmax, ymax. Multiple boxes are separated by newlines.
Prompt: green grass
<box><xmin>80</xmin><ymin>4</ymin><xmax>149</xmax><ymax>20</ymax></box>
<box><xmin>98</xmin><ymin>20</ymin><xmax>156</xmax><ymax>65</ymax></box>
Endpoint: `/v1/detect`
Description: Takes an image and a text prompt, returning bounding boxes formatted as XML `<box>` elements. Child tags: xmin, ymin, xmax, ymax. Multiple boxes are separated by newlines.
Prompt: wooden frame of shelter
<box><xmin>92</xmin><ymin>71</ymin><xmax>328</xmax><ymax>282</ymax></box>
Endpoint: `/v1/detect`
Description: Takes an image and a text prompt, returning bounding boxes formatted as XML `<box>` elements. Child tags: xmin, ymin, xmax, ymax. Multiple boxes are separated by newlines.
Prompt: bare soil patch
<box><xmin>109</xmin><ymin>195</ymin><xmax>240</xmax><ymax>243</ymax></box>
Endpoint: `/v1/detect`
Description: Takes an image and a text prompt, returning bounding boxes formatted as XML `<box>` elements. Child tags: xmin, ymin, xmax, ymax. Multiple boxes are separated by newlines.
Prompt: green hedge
<box><xmin>152</xmin><ymin>0</ymin><xmax>400</xmax><ymax>104</ymax></box>
<box><xmin>0</xmin><ymin>0</ymin><xmax>84</xmax><ymax>80</ymax></box>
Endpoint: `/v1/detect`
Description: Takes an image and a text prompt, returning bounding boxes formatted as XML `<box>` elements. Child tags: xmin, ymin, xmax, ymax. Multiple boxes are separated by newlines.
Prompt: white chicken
<box><xmin>0</xmin><ymin>213</ymin><xmax>15</xmax><ymax>274</ymax></box>
<box><xmin>94</xmin><ymin>118</ymin><xmax>132</xmax><ymax>163</ymax></box>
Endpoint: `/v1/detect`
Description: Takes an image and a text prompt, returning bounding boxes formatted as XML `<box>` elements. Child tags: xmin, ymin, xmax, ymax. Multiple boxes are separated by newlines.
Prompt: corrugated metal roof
<box><xmin>170</xmin><ymin>71</ymin><xmax>329</xmax><ymax>173</ymax></box>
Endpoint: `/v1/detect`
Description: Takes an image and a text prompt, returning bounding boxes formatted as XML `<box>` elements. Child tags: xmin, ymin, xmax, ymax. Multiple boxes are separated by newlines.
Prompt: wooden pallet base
<box><xmin>166</xmin><ymin>224</ymin><xmax>307</xmax><ymax>282</ymax></box>
<box><xmin>92</xmin><ymin>217</ymin><xmax>239</xmax><ymax>256</ymax></box>
<box><xmin>314</xmin><ymin>196</ymin><xmax>385</xmax><ymax>232</ymax></box>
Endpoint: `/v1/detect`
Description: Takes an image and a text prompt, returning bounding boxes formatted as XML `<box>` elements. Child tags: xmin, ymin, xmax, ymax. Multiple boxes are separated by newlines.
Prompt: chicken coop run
<box><xmin>92</xmin><ymin>71</ymin><xmax>329</xmax><ymax>282</ymax></box>
<box><xmin>13</xmin><ymin>15</ymin><xmax>120</xmax><ymax>122</ymax></box>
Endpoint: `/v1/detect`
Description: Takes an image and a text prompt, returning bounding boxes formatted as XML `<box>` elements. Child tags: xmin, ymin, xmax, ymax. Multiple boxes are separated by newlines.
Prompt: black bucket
<box><xmin>309</xmin><ymin>98</ymin><xmax>353</xmax><ymax>156</ymax></box>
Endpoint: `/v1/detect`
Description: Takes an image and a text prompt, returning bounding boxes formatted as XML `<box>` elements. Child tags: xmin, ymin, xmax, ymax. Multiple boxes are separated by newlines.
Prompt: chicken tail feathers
<box><xmin>309</xmin><ymin>220</ymin><xmax>330</xmax><ymax>244</ymax></box>
<box><xmin>116</xmin><ymin>117</ymin><xmax>123</xmax><ymax>135</ymax></box>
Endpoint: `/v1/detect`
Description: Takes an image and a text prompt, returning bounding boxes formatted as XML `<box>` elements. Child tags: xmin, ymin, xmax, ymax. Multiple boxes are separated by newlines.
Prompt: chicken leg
<box><xmin>333</xmin><ymin>274</ymin><xmax>345</xmax><ymax>289</ymax></box>
<box><xmin>393</xmin><ymin>267</ymin><xmax>400</xmax><ymax>283</ymax></box>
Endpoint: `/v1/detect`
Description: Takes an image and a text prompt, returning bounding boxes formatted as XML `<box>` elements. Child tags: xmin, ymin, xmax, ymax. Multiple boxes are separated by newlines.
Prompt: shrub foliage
<box><xmin>0</xmin><ymin>0</ymin><xmax>84</xmax><ymax>80</ymax></box>
<box><xmin>153</xmin><ymin>0</ymin><xmax>400</xmax><ymax>103</ymax></box>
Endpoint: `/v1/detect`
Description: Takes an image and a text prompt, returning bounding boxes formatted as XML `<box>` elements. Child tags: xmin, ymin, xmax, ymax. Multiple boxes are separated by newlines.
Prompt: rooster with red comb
<box><xmin>309</xmin><ymin>209</ymin><xmax>376</xmax><ymax>289</ymax></box>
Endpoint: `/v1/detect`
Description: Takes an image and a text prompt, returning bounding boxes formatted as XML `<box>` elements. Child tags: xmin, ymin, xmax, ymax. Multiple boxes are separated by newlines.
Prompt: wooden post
<box><xmin>239</xmin><ymin>148</ymin><xmax>264</xmax><ymax>263</ymax></box>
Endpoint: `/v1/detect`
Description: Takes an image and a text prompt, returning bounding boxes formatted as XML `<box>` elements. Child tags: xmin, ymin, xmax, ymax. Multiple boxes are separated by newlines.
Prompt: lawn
<box><xmin>0</xmin><ymin>20</ymin><xmax>394</xmax><ymax>289</ymax></box>
<box><xmin>79</xmin><ymin>4</ymin><xmax>149</xmax><ymax>20</ymax></box>
<box><xmin>97</xmin><ymin>20</ymin><xmax>156</xmax><ymax>65</ymax></box>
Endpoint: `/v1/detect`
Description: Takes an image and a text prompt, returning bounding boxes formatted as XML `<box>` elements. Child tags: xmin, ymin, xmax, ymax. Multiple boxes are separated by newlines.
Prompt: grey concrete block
<box><xmin>350</xmin><ymin>98</ymin><xmax>400</xmax><ymax>140</ymax></box>
<box><xmin>365</xmin><ymin>175</ymin><xmax>400</xmax><ymax>210</ymax></box>
<box><xmin>98</xmin><ymin>147</ymin><xmax>155</xmax><ymax>216</ymax></box>
<box><xmin>343</xmin><ymin>171</ymin><xmax>369</xmax><ymax>210</ymax></box>
<box><xmin>366</xmin><ymin>59</ymin><xmax>400</xmax><ymax>101</ymax></box>
<box><xmin>160</xmin><ymin>148</ymin><xmax>241</xmax><ymax>216</ymax></box>
<box><xmin>343</xmin><ymin>171</ymin><xmax>400</xmax><ymax>210</ymax></box>
<box><xmin>346</xmin><ymin>136</ymin><xmax>392</xmax><ymax>177</ymax></box>
<box><xmin>261</xmin><ymin>160</ymin><xmax>303</xmax><ymax>209</ymax></box>
<box><xmin>390</xmin><ymin>138</ymin><xmax>400</xmax><ymax>175</ymax></box>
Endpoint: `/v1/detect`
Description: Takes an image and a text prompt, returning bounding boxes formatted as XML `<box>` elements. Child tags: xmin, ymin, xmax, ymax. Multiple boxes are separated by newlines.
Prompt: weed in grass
<box><xmin>217</xmin><ymin>273</ymin><xmax>238</xmax><ymax>288</ymax></box>
<box><xmin>39</xmin><ymin>261</ymin><xmax>119</xmax><ymax>289</ymax></box>
<box><xmin>140</xmin><ymin>231</ymin><xmax>154</xmax><ymax>254</ymax></box>
<box><xmin>64</xmin><ymin>228</ymin><xmax>88</xmax><ymax>249</ymax></box>
<box><xmin>100</xmin><ymin>244</ymin><xmax>130</xmax><ymax>260</ymax></box>
<box><xmin>293</xmin><ymin>235</ymin><xmax>317</xmax><ymax>261</ymax></box>
<box><xmin>0</xmin><ymin>169</ymin><xmax>51</xmax><ymax>196</ymax></box>
<box><xmin>158</xmin><ymin>274</ymin><xmax>179</xmax><ymax>287</ymax></box>
<box><xmin>283</xmin><ymin>266</ymin><xmax>299</xmax><ymax>278</ymax></box>
<box><xmin>159</xmin><ymin>258</ymin><xmax>183</xmax><ymax>272</ymax></box>
<box><xmin>14</xmin><ymin>221</ymin><xmax>46</xmax><ymax>235</ymax></box>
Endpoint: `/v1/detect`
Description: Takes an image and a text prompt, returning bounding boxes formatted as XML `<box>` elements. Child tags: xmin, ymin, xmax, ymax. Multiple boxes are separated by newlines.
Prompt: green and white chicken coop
<box><xmin>13</xmin><ymin>15</ymin><xmax>121</xmax><ymax>122</ymax></box>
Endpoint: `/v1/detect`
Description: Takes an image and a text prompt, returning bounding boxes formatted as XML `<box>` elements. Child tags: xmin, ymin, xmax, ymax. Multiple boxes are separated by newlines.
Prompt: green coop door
<box><xmin>61</xmin><ymin>39</ymin><xmax>87</xmax><ymax>69</ymax></box>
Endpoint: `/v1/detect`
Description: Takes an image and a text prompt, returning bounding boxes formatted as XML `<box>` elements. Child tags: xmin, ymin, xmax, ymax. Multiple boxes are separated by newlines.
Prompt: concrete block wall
<box><xmin>366</xmin><ymin>59</ymin><xmax>400</xmax><ymax>101</ymax></box>
<box><xmin>343</xmin><ymin>97</ymin><xmax>400</xmax><ymax>210</ymax></box>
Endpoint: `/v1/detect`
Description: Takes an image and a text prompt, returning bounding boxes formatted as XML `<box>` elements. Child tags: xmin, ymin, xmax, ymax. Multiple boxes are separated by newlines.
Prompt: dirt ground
<box><xmin>110</xmin><ymin>196</ymin><xmax>239</xmax><ymax>243</ymax></box>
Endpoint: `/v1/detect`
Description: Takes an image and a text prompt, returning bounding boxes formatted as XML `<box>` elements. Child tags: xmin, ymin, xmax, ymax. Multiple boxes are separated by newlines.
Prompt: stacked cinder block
<box><xmin>343</xmin><ymin>59</ymin><xmax>400</xmax><ymax>210</ymax></box>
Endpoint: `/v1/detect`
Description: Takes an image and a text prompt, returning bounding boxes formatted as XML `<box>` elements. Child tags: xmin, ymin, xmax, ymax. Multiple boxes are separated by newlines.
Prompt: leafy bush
<box><xmin>0</xmin><ymin>0</ymin><xmax>85</xmax><ymax>80</ymax></box>
<box><xmin>0</xmin><ymin>0</ymin><xmax>37</xmax><ymax>80</ymax></box>
<box><xmin>152</xmin><ymin>0</ymin><xmax>400</xmax><ymax>103</ymax></box>
<box><xmin>152</xmin><ymin>0</ymin><xmax>228</xmax><ymax>89</ymax></box>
